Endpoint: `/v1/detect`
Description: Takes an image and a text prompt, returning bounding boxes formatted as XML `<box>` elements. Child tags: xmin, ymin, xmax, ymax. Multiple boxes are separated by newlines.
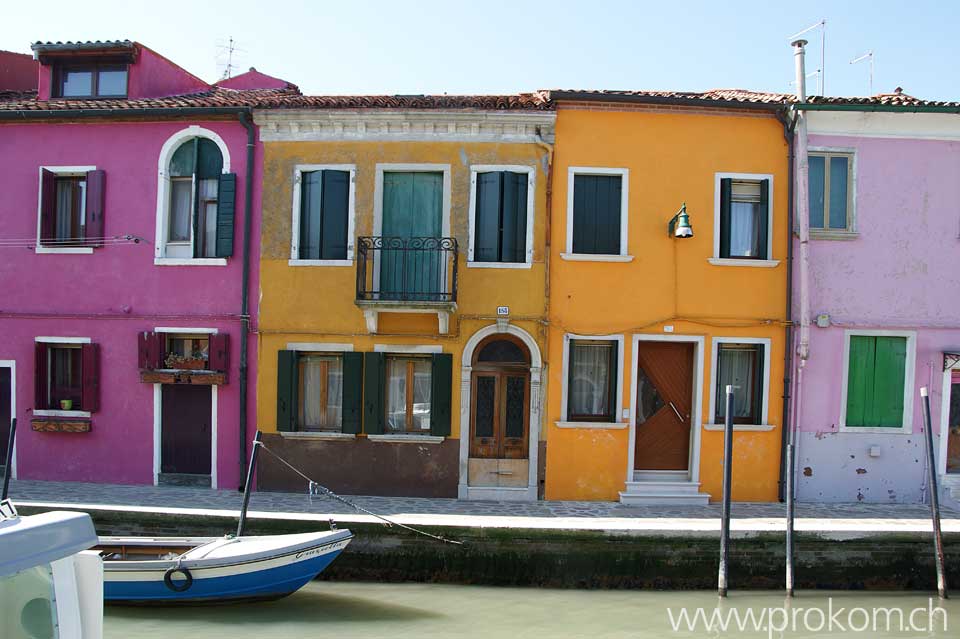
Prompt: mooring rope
<box><xmin>255</xmin><ymin>441</ymin><xmax>464</xmax><ymax>546</ymax></box>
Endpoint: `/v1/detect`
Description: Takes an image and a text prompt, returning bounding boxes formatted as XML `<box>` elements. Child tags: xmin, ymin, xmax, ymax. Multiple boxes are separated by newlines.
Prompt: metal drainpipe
<box><xmin>534</xmin><ymin>126</ymin><xmax>554</xmax><ymax>338</ymax></box>
<box><xmin>776</xmin><ymin>109</ymin><xmax>796</xmax><ymax>502</ymax></box>
<box><xmin>237</xmin><ymin>109</ymin><xmax>255</xmax><ymax>490</ymax></box>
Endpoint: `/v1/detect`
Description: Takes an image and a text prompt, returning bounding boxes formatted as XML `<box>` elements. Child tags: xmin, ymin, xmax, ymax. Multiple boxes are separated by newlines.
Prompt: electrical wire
<box><xmin>0</xmin><ymin>234</ymin><xmax>146</xmax><ymax>248</ymax></box>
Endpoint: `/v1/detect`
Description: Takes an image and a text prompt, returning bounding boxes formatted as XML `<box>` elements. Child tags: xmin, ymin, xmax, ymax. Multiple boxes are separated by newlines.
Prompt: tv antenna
<box><xmin>850</xmin><ymin>51</ymin><xmax>874</xmax><ymax>95</ymax></box>
<box><xmin>215</xmin><ymin>37</ymin><xmax>247</xmax><ymax>80</ymax></box>
<box><xmin>788</xmin><ymin>19</ymin><xmax>826</xmax><ymax>95</ymax></box>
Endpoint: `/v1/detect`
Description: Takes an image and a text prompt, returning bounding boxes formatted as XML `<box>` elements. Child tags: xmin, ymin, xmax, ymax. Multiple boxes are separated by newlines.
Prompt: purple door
<box><xmin>0</xmin><ymin>368</ymin><xmax>10</xmax><ymax>469</ymax></box>
<box><xmin>160</xmin><ymin>385</ymin><xmax>211</xmax><ymax>476</ymax></box>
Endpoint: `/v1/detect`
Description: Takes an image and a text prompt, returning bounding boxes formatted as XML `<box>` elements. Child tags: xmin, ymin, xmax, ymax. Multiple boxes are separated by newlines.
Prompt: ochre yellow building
<box><xmin>253</xmin><ymin>97</ymin><xmax>555</xmax><ymax>499</ymax></box>
<box><xmin>543</xmin><ymin>91</ymin><xmax>790</xmax><ymax>503</ymax></box>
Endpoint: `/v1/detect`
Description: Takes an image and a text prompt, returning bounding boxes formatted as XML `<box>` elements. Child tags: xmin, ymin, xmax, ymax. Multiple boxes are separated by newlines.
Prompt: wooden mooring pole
<box><xmin>236</xmin><ymin>430</ymin><xmax>262</xmax><ymax>538</ymax></box>
<box><xmin>718</xmin><ymin>386</ymin><xmax>734</xmax><ymax>597</ymax></box>
<box><xmin>1</xmin><ymin>418</ymin><xmax>16</xmax><ymax>501</ymax></box>
<box><xmin>920</xmin><ymin>387</ymin><xmax>948</xmax><ymax>599</ymax></box>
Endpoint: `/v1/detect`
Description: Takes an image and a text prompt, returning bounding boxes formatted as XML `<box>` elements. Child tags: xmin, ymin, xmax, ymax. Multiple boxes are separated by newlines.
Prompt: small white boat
<box><xmin>0</xmin><ymin>499</ymin><xmax>103</xmax><ymax>638</ymax></box>
<box><xmin>98</xmin><ymin>528</ymin><xmax>352</xmax><ymax>604</ymax></box>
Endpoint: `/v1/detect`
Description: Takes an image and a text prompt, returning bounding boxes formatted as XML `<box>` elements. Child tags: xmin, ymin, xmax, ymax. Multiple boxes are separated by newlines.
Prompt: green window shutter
<box><xmin>474</xmin><ymin>172</ymin><xmax>502</xmax><ymax>262</ymax></box>
<box><xmin>341</xmin><ymin>352</ymin><xmax>363</xmax><ymax>434</ymax></box>
<box><xmin>719</xmin><ymin>178</ymin><xmax>733</xmax><ymax>258</ymax></box>
<box><xmin>572</xmin><ymin>175</ymin><xmax>620</xmax><ymax>255</ymax></box>
<box><xmin>752</xmin><ymin>344</ymin><xmax>765</xmax><ymax>423</ymax></box>
<box><xmin>606</xmin><ymin>342</ymin><xmax>618</xmax><ymax>421</ymax></box>
<box><xmin>828</xmin><ymin>156</ymin><xmax>849</xmax><ymax>230</ymax></box>
<box><xmin>276</xmin><ymin>350</ymin><xmax>299</xmax><ymax>432</ymax></box>
<box><xmin>846</xmin><ymin>336</ymin><xmax>877</xmax><ymax>427</ymax></box>
<box><xmin>299</xmin><ymin>171</ymin><xmax>322</xmax><ymax>260</ymax></box>
<box><xmin>430</xmin><ymin>353</ymin><xmax>453</xmax><ymax>437</ymax></box>
<box><xmin>808</xmin><ymin>155</ymin><xmax>826</xmax><ymax>229</ymax></box>
<box><xmin>501</xmin><ymin>171</ymin><xmax>528</xmax><ymax>263</ymax></box>
<box><xmin>320</xmin><ymin>170</ymin><xmax>350</xmax><ymax>260</ymax></box>
<box><xmin>756</xmin><ymin>179</ymin><xmax>770</xmax><ymax>260</ymax></box>
<box><xmin>873</xmin><ymin>337</ymin><xmax>906</xmax><ymax>427</ymax></box>
<box><xmin>196</xmin><ymin>138</ymin><xmax>224</xmax><ymax>179</ymax></box>
<box><xmin>571</xmin><ymin>175</ymin><xmax>595</xmax><ymax>254</ymax></box>
<box><xmin>363</xmin><ymin>352</ymin><xmax>385</xmax><ymax>435</ymax></box>
<box><xmin>214</xmin><ymin>172</ymin><xmax>236</xmax><ymax>258</ymax></box>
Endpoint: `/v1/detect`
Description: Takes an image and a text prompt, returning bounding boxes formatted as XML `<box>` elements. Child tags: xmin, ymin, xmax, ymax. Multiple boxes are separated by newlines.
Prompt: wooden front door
<box><xmin>160</xmin><ymin>385</ymin><xmax>212</xmax><ymax>475</ymax></box>
<box><xmin>0</xmin><ymin>368</ymin><xmax>10</xmax><ymax>470</ymax></box>
<box><xmin>634</xmin><ymin>341</ymin><xmax>694</xmax><ymax>471</ymax></box>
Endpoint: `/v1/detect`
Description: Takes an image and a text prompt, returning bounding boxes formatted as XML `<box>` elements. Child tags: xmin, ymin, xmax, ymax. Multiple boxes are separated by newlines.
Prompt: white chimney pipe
<box><xmin>792</xmin><ymin>39</ymin><xmax>811</xmax><ymax>365</ymax></box>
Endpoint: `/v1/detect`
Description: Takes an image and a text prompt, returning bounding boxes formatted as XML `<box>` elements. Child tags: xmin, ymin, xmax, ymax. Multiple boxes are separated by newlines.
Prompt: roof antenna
<box><xmin>788</xmin><ymin>20</ymin><xmax>826</xmax><ymax>95</ymax></box>
<box><xmin>215</xmin><ymin>37</ymin><xmax>246</xmax><ymax>80</ymax></box>
<box><xmin>850</xmin><ymin>51</ymin><xmax>874</xmax><ymax>95</ymax></box>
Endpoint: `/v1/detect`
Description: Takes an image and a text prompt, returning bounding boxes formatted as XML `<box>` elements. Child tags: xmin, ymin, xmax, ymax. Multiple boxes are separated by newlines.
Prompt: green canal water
<box><xmin>105</xmin><ymin>582</ymin><xmax>959</xmax><ymax>638</ymax></box>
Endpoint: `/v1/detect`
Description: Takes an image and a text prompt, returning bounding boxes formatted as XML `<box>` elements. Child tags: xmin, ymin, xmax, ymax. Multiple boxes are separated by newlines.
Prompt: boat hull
<box><xmin>103</xmin><ymin>532</ymin><xmax>351</xmax><ymax>604</ymax></box>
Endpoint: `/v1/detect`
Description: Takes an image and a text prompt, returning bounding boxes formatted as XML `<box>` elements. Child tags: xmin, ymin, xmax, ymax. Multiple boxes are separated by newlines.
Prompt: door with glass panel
<box><xmin>468</xmin><ymin>336</ymin><xmax>531</xmax><ymax>488</ymax></box>
<box><xmin>634</xmin><ymin>341</ymin><xmax>694</xmax><ymax>471</ymax></box>
<box><xmin>380</xmin><ymin>171</ymin><xmax>443</xmax><ymax>300</ymax></box>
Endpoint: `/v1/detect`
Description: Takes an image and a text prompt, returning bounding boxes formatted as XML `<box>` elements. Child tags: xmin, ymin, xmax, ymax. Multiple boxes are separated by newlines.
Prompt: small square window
<box><xmin>570</xmin><ymin>173</ymin><xmax>624</xmax><ymax>255</ymax></box>
<box><xmin>35</xmin><ymin>341</ymin><xmax>99</xmax><ymax>412</ymax></box>
<box><xmin>385</xmin><ymin>356</ymin><xmax>432</xmax><ymax>433</ymax></box>
<box><xmin>719</xmin><ymin>178</ymin><xmax>770</xmax><ymax>259</ymax></box>
<box><xmin>55</xmin><ymin>63</ymin><xmax>128</xmax><ymax>98</ymax></box>
<box><xmin>52</xmin><ymin>176</ymin><xmax>86</xmax><ymax>244</ymax></box>
<box><xmin>164</xmin><ymin>335</ymin><xmax>209</xmax><ymax>369</ymax></box>
<box><xmin>809</xmin><ymin>152</ymin><xmax>854</xmax><ymax>233</ymax></box>
<box><xmin>567</xmin><ymin>339</ymin><xmax>617</xmax><ymax>422</ymax></box>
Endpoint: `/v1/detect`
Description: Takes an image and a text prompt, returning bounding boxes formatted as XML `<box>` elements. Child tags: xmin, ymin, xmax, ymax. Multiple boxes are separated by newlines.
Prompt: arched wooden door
<box><xmin>468</xmin><ymin>335</ymin><xmax>530</xmax><ymax>488</ymax></box>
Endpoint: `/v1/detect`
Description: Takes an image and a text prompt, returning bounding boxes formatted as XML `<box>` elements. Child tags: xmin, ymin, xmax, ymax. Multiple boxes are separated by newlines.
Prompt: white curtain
<box><xmin>386</xmin><ymin>357</ymin><xmax>431</xmax><ymax>432</ymax></box>
<box><xmin>199</xmin><ymin>178</ymin><xmax>219</xmax><ymax>257</ymax></box>
<box><xmin>729</xmin><ymin>201</ymin><xmax>760</xmax><ymax>257</ymax></box>
<box><xmin>169</xmin><ymin>178</ymin><xmax>193</xmax><ymax>242</ymax></box>
<box><xmin>717</xmin><ymin>347</ymin><xmax>755</xmax><ymax>420</ymax></box>
<box><xmin>55</xmin><ymin>180</ymin><xmax>73</xmax><ymax>240</ymax></box>
<box><xmin>570</xmin><ymin>342</ymin><xmax>611</xmax><ymax>417</ymax></box>
<box><xmin>299</xmin><ymin>356</ymin><xmax>342</xmax><ymax>431</ymax></box>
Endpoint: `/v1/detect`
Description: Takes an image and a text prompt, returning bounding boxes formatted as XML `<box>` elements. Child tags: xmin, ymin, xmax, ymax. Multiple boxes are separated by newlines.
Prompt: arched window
<box><xmin>157</xmin><ymin>130</ymin><xmax>236</xmax><ymax>261</ymax></box>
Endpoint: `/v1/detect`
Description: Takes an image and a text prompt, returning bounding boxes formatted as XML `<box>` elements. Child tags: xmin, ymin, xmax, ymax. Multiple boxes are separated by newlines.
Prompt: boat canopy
<box><xmin>0</xmin><ymin>506</ymin><xmax>98</xmax><ymax>577</ymax></box>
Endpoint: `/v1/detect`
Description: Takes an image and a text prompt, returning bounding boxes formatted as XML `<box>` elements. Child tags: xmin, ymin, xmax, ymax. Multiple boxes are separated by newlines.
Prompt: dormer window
<box><xmin>55</xmin><ymin>62</ymin><xmax>128</xmax><ymax>98</ymax></box>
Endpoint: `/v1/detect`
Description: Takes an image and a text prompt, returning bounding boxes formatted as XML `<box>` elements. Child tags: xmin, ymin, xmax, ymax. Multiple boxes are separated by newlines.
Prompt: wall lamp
<box><xmin>667</xmin><ymin>203</ymin><xmax>694</xmax><ymax>239</ymax></box>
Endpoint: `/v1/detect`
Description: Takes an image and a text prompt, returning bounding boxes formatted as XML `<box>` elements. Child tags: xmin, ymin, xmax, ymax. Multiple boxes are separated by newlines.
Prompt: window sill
<box><xmin>287</xmin><ymin>259</ymin><xmax>354</xmax><ymax>267</ymax></box>
<box><xmin>34</xmin><ymin>409</ymin><xmax>92</xmax><ymax>419</ymax></box>
<box><xmin>36</xmin><ymin>246</ymin><xmax>94</xmax><ymax>255</ymax></box>
<box><xmin>555</xmin><ymin>421</ymin><xmax>628</xmax><ymax>430</ymax></box>
<box><xmin>366</xmin><ymin>433</ymin><xmax>444</xmax><ymax>444</ymax></box>
<box><xmin>154</xmin><ymin>257</ymin><xmax>228</xmax><ymax>266</ymax></box>
<box><xmin>32</xmin><ymin>417</ymin><xmax>91</xmax><ymax>433</ymax></box>
<box><xmin>810</xmin><ymin>230</ymin><xmax>859</xmax><ymax>241</ymax></box>
<box><xmin>838</xmin><ymin>425</ymin><xmax>912</xmax><ymax>435</ymax></box>
<box><xmin>703</xmin><ymin>423</ymin><xmax>776</xmax><ymax>432</ymax></box>
<box><xmin>280</xmin><ymin>431</ymin><xmax>356</xmax><ymax>441</ymax></box>
<box><xmin>708</xmin><ymin>258</ymin><xmax>781</xmax><ymax>268</ymax></box>
<box><xmin>467</xmin><ymin>261</ymin><xmax>533</xmax><ymax>269</ymax></box>
<box><xmin>560</xmin><ymin>253</ymin><xmax>634</xmax><ymax>263</ymax></box>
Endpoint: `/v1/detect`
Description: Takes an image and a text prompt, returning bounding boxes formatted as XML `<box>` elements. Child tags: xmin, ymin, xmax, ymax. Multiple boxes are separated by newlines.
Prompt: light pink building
<box><xmin>0</xmin><ymin>40</ymin><xmax>295</xmax><ymax>490</ymax></box>
<box><xmin>792</xmin><ymin>91</ymin><xmax>960</xmax><ymax>506</ymax></box>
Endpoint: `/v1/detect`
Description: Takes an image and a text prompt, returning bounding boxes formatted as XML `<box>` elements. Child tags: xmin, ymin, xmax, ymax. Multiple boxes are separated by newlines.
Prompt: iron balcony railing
<box><xmin>356</xmin><ymin>236</ymin><xmax>458</xmax><ymax>304</ymax></box>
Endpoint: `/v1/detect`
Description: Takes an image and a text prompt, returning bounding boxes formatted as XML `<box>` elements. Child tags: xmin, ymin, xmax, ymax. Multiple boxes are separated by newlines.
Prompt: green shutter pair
<box><xmin>299</xmin><ymin>170</ymin><xmax>350</xmax><ymax>260</ymax></box>
<box><xmin>276</xmin><ymin>350</ymin><xmax>452</xmax><ymax>437</ymax></box>
<box><xmin>846</xmin><ymin>336</ymin><xmax>907</xmax><ymax>428</ymax></box>
<box><xmin>572</xmin><ymin>174</ymin><xmax>621</xmax><ymax>255</ymax></box>
<box><xmin>719</xmin><ymin>178</ymin><xmax>769</xmax><ymax>260</ymax></box>
<box><xmin>474</xmin><ymin>171</ymin><xmax>528</xmax><ymax>263</ymax></box>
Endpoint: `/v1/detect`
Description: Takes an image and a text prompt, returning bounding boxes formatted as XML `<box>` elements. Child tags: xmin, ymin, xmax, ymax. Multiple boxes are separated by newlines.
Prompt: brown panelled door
<box><xmin>634</xmin><ymin>341</ymin><xmax>694</xmax><ymax>470</ymax></box>
<box><xmin>160</xmin><ymin>385</ymin><xmax>211</xmax><ymax>476</ymax></box>
<box><xmin>469</xmin><ymin>336</ymin><xmax>530</xmax><ymax>460</ymax></box>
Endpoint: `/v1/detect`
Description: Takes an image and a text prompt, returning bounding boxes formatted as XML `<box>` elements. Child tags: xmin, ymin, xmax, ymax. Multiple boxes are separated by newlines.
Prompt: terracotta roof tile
<box><xmin>257</xmin><ymin>92</ymin><xmax>553</xmax><ymax>111</ymax></box>
<box><xmin>806</xmin><ymin>87</ymin><xmax>960</xmax><ymax>108</ymax></box>
<box><xmin>0</xmin><ymin>87</ymin><xmax>301</xmax><ymax>111</ymax></box>
<box><xmin>548</xmin><ymin>88</ymin><xmax>793</xmax><ymax>106</ymax></box>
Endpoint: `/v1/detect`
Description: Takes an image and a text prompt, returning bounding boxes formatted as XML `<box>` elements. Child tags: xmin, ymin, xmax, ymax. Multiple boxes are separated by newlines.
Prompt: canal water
<box><xmin>105</xmin><ymin>582</ymin><xmax>958</xmax><ymax>638</ymax></box>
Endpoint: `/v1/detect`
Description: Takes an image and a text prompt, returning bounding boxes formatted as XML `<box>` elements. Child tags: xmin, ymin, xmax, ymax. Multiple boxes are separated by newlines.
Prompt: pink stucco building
<box><xmin>0</xmin><ymin>41</ymin><xmax>295</xmax><ymax>489</ymax></box>
<box><xmin>791</xmin><ymin>91</ymin><xmax>960</xmax><ymax>506</ymax></box>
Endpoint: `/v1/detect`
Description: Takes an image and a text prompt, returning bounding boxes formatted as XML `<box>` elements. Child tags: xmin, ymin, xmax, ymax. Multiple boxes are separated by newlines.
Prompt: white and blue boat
<box><xmin>98</xmin><ymin>528</ymin><xmax>352</xmax><ymax>604</ymax></box>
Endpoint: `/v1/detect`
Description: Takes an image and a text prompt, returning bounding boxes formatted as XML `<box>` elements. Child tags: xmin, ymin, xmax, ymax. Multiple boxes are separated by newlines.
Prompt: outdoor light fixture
<box><xmin>667</xmin><ymin>203</ymin><xmax>694</xmax><ymax>239</ymax></box>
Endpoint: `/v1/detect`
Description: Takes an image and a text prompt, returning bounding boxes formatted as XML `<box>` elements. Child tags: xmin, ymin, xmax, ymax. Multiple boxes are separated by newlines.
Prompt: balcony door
<box><xmin>380</xmin><ymin>171</ymin><xmax>443</xmax><ymax>301</ymax></box>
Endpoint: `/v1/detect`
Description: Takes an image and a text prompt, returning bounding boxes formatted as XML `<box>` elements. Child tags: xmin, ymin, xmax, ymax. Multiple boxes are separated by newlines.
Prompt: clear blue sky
<box><xmin>2</xmin><ymin>0</ymin><xmax>956</xmax><ymax>100</ymax></box>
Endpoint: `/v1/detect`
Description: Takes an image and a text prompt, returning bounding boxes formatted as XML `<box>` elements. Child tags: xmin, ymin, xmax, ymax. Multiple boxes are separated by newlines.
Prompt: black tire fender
<box><xmin>163</xmin><ymin>566</ymin><xmax>193</xmax><ymax>592</ymax></box>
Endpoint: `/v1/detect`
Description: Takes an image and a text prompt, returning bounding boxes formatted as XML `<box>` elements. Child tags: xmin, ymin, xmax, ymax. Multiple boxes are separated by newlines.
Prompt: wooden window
<box><xmin>299</xmin><ymin>170</ymin><xmax>350</xmax><ymax>260</ymax></box>
<box><xmin>277</xmin><ymin>351</ymin><xmax>362</xmax><ymax>434</ymax></box>
<box><xmin>385</xmin><ymin>356</ymin><xmax>432</xmax><ymax>433</ymax></box>
<box><xmin>715</xmin><ymin>344</ymin><xmax>764</xmax><ymax>424</ymax></box>
<box><xmin>164</xmin><ymin>138</ymin><xmax>235</xmax><ymax>259</ymax></box>
<box><xmin>567</xmin><ymin>339</ymin><xmax>617</xmax><ymax>421</ymax></box>
<box><xmin>809</xmin><ymin>152</ymin><xmax>854</xmax><ymax>232</ymax></box>
<box><xmin>719</xmin><ymin>178</ymin><xmax>769</xmax><ymax>259</ymax></box>
<box><xmin>34</xmin><ymin>342</ymin><xmax>99</xmax><ymax>412</ymax></box>
<box><xmin>571</xmin><ymin>174</ymin><xmax>622</xmax><ymax>255</ymax></box>
<box><xmin>55</xmin><ymin>63</ymin><xmax>128</xmax><ymax>98</ymax></box>
<box><xmin>845</xmin><ymin>336</ymin><xmax>907</xmax><ymax>428</ymax></box>
<box><xmin>473</xmin><ymin>171</ymin><xmax>528</xmax><ymax>263</ymax></box>
<box><xmin>38</xmin><ymin>169</ymin><xmax>105</xmax><ymax>248</ymax></box>
<box><xmin>163</xmin><ymin>335</ymin><xmax>209</xmax><ymax>370</ymax></box>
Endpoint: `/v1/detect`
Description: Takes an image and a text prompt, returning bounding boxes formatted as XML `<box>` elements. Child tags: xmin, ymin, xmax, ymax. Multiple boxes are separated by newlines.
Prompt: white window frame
<box><xmin>33</xmin><ymin>336</ymin><xmax>92</xmax><ymax>418</ymax></box>
<box><xmin>289</xmin><ymin>164</ymin><xmax>357</xmax><ymax>266</ymax></box>
<box><xmin>562</xmin><ymin>167</ymin><xmax>632</xmax><ymax>262</ymax></box>
<box><xmin>938</xmin><ymin>356</ymin><xmax>960</xmax><ymax>477</ymax></box>
<box><xmin>154</xmin><ymin>126</ymin><xmax>231</xmax><ymax>267</ymax></box>
<box><xmin>35</xmin><ymin>166</ymin><xmax>96</xmax><ymax>255</ymax></box>
<box><xmin>808</xmin><ymin>147</ymin><xmax>858</xmax><ymax>240</ymax></box>
<box><xmin>558</xmin><ymin>333</ymin><xmax>625</xmax><ymax>427</ymax></box>
<box><xmin>839</xmin><ymin>329</ymin><xmax>916</xmax><ymax>434</ymax></box>
<box><xmin>369</xmin><ymin>343</ymin><xmax>444</xmax><ymax>443</ymax></box>
<box><xmin>466</xmin><ymin>164</ymin><xmax>535</xmax><ymax>269</ymax></box>
<box><xmin>705</xmin><ymin>337</ymin><xmax>774</xmax><ymax>431</ymax></box>
<box><xmin>0</xmin><ymin>360</ymin><xmax>15</xmax><ymax>479</ymax></box>
<box><xmin>710</xmin><ymin>172</ymin><xmax>779</xmax><ymax>268</ymax></box>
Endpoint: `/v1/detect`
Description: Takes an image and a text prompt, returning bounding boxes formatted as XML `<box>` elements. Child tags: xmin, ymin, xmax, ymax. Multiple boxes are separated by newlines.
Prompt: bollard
<box><xmin>237</xmin><ymin>430</ymin><xmax>263</xmax><ymax>538</ymax></box>
<box><xmin>718</xmin><ymin>385</ymin><xmax>734</xmax><ymax>597</ymax></box>
<box><xmin>920</xmin><ymin>387</ymin><xmax>948</xmax><ymax>599</ymax></box>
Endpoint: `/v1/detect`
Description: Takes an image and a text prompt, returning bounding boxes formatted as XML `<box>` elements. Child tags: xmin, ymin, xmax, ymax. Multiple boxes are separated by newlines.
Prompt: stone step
<box><xmin>623</xmin><ymin>481</ymin><xmax>704</xmax><ymax>495</ymax></box>
<box><xmin>632</xmin><ymin>470</ymin><xmax>689</xmax><ymax>482</ymax></box>
<box><xmin>618</xmin><ymin>490</ymin><xmax>711</xmax><ymax>506</ymax></box>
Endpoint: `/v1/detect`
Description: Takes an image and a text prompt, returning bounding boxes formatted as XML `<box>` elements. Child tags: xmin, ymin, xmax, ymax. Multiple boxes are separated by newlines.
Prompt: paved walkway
<box><xmin>9</xmin><ymin>479</ymin><xmax>960</xmax><ymax>536</ymax></box>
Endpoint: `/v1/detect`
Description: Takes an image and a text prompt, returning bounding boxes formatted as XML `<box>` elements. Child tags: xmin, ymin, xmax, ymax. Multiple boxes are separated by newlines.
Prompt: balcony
<box><xmin>355</xmin><ymin>236</ymin><xmax>459</xmax><ymax>333</ymax></box>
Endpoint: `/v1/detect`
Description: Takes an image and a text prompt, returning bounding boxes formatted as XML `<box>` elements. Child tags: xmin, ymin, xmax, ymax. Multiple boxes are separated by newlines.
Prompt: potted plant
<box><xmin>59</xmin><ymin>399</ymin><xmax>73</xmax><ymax>410</ymax></box>
<box><xmin>164</xmin><ymin>353</ymin><xmax>207</xmax><ymax>370</ymax></box>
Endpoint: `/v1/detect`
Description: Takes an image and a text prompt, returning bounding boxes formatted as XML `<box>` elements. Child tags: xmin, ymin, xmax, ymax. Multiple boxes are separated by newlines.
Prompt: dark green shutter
<box><xmin>873</xmin><ymin>337</ymin><xmax>906</xmax><ymax>427</ymax></box>
<box><xmin>196</xmin><ymin>138</ymin><xmax>224</xmax><ymax>179</ymax></box>
<box><xmin>363</xmin><ymin>352</ymin><xmax>385</xmax><ymax>434</ymax></box>
<box><xmin>572</xmin><ymin>175</ymin><xmax>620</xmax><ymax>255</ymax></box>
<box><xmin>719</xmin><ymin>178</ymin><xmax>733</xmax><ymax>258</ymax></box>
<box><xmin>474</xmin><ymin>172</ymin><xmax>501</xmax><ymax>262</ymax></box>
<box><xmin>276</xmin><ymin>350</ymin><xmax>298</xmax><ymax>432</ymax></box>
<box><xmin>572</xmin><ymin>175</ymin><xmax>594</xmax><ymax>254</ymax></box>
<box><xmin>341</xmin><ymin>352</ymin><xmax>363</xmax><ymax>434</ymax></box>
<box><xmin>430</xmin><ymin>353</ymin><xmax>453</xmax><ymax>436</ymax></box>
<box><xmin>215</xmin><ymin>173</ymin><xmax>236</xmax><ymax>258</ymax></box>
<box><xmin>501</xmin><ymin>171</ymin><xmax>528</xmax><ymax>263</ymax></box>
<box><xmin>757</xmin><ymin>179</ymin><xmax>770</xmax><ymax>260</ymax></box>
<box><xmin>320</xmin><ymin>170</ymin><xmax>350</xmax><ymax>260</ymax></box>
<box><xmin>846</xmin><ymin>336</ymin><xmax>874</xmax><ymax>427</ymax></box>
<box><xmin>752</xmin><ymin>344</ymin><xmax>765</xmax><ymax>423</ymax></box>
<box><xmin>606</xmin><ymin>342</ymin><xmax>618</xmax><ymax>421</ymax></box>
<box><xmin>299</xmin><ymin>171</ymin><xmax>322</xmax><ymax>259</ymax></box>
